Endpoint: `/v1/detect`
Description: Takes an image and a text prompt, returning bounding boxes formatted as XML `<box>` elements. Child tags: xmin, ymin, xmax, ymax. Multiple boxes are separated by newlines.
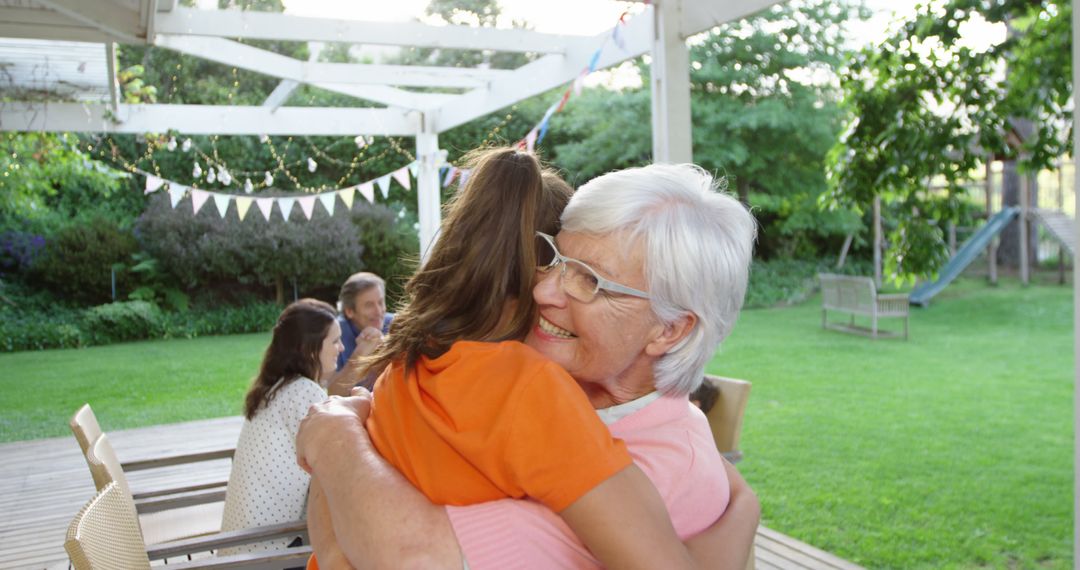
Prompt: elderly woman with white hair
<box><xmin>298</xmin><ymin>163</ymin><xmax>760</xmax><ymax>569</ymax></box>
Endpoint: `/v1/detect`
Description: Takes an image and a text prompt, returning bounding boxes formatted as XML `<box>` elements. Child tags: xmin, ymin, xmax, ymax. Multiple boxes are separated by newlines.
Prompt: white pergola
<box><xmin>1</xmin><ymin>0</ymin><xmax>1078</xmax><ymax>562</ymax></box>
<box><xmin>0</xmin><ymin>0</ymin><xmax>779</xmax><ymax>254</ymax></box>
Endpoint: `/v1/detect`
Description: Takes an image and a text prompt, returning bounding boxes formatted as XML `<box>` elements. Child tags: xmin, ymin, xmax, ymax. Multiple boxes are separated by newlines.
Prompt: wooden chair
<box><xmin>66</xmin><ymin>481</ymin><xmax>311</xmax><ymax>570</ymax></box>
<box><xmin>86</xmin><ymin>433</ymin><xmax>227</xmax><ymax>545</ymax></box>
<box><xmin>702</xmin><ymin>375</ymin><xmax>751</xmax><ymax>463</ymax></box>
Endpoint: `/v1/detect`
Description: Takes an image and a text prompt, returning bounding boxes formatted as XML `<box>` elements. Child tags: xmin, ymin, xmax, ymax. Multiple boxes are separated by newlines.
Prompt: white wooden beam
<box><xmin>263</xmin><ymin>80</ymin><xmax>300</xmax><ymax>110</ymax></box>
<box><xmin>155</xmin><ymin>35</ymin><xmax>506</xmax><ymax>89</ymax></box>
<box><xmin>0</xmin><ymin>7</ymin><xmax>116</xmax><ymax>42</ymax></box>
<box><xmin>152</xmin><ymin>35</ymin><xmax>455</xmax><ymax>110</ymax></box>
<box><xmin>679</xmin><ymin>0</ymin><xmax>786</xmax><ymax>38</ymax></box>
<box><xmin>105</xmin><ymin>43</ymin><xmax>121</xmax><ymax>112</ymax></box>
<box><xmin>415</xmin><ymin>116</ymin><xmax>441</xmax><ymax>261</ymax></box>
<box><xmin>34</xmin><ymin>0</ymin><xmax>144</xmax><ymax>44</ymax></box>
<box><xmin>155</xmin><ymin>6</ymin><xmax>577</xmax><ymax>55</ymax></box>
<box><xmin>434</xmin><ymin>12</ymin><xmax>653</xmax><ymax>132</ymax></box>
<box><xmin>650</xmin><ymin>0</ymin><xmax>693</xmax><ymax>163</ymax></box>
<box><xmin>0</xmin><ymin>103</ymin><xmax>418</xmax><ymax>136</ymax></box>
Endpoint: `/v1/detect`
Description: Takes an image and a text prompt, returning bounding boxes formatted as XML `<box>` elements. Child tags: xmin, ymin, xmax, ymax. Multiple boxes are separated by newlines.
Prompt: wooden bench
<box><xmin>702</xmin><ymin>375</ymin><xmax>751</xmax><ymax>463</ymax></box>
<box><xmin>818</xmin><ymin>273</ymin><xmax>909</xmax><ymax>339</ymax></box>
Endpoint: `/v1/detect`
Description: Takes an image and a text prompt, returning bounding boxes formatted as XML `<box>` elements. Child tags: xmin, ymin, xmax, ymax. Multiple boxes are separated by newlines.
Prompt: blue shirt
<box><xmin>336</xmin><ymin>313</ymin><xmax>394</xmax><ymax>371</ymax></box>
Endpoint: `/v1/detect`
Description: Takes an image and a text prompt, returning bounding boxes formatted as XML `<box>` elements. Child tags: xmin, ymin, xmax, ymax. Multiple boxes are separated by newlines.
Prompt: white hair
<box><xmin>562</xmin><ymin>164</ymin><xmax>756</xmax><ymax>396</ymax></box>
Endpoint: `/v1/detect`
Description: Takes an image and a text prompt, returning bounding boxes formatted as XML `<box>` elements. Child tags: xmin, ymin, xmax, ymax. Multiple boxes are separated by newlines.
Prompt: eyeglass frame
<box><xmin>535</xmin><ymin>231</ymin><xmax>650</xmax><ymax>301</ymax></box>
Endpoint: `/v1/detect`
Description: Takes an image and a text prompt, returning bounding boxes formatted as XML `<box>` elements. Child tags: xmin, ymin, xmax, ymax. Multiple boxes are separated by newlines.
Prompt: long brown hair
<box><xmin>244</xmin><ymin>298</ymin><xmax>336</xmax><ymax>420</ymax></box>
<box><xmin>362</xmin><ymin>148</ymin><xmax>573</xmax><ymax>377</ymax></box>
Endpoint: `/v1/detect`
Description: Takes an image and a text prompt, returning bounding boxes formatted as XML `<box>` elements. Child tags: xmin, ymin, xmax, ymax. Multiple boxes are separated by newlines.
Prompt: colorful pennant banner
<box><xmin>139</xmin><ymin>157</ymin><xmax>434</xmax><ymax>222</ymax></box>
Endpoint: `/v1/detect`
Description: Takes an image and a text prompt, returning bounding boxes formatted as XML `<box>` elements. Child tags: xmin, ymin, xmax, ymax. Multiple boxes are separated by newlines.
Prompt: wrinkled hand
<box><xmin>296</xmin><ymin>388</ymin><xmax>374</xmax><ymax>474</ymax></box>
<box><xmin>354</xmin><ymin>326</ymin><xmax>384</xmax><ymax>357</ymax></box>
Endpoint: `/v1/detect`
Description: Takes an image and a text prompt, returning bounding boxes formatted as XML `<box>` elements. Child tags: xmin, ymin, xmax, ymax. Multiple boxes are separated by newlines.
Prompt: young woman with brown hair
<box><xmin>219</xmin><ymin>298</ymin><xmax>343</xmax><ymax>554</ymax></box>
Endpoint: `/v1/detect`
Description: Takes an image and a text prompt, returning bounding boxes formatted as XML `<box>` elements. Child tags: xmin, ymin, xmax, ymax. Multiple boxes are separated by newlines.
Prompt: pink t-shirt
<box><xmin>446</xmin><ymin>394</ymin><xmax>730</xmax><ymax>569</ymax></box>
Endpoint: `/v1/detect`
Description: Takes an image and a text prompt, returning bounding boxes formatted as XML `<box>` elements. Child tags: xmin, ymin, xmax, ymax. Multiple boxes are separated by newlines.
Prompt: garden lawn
<box><xmin>709</xmin><ymin>278</ymin><xmax>1074</xmax><ymax>569</ymax></box>
<box><xmin>0</xmin><ymin>332</ymin><xmax>268</xmax><ymax>442</ymax></box>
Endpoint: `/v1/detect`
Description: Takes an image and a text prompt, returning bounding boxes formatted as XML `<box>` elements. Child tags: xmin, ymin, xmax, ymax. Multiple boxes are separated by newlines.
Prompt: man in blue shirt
<box><xmin>327</xmin><ymin>272</ymin><xmax>393</xmax><ymax>395</ymax></box>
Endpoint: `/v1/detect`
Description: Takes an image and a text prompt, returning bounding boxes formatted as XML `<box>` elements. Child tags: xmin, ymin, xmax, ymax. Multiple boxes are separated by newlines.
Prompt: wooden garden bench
<box><xmin>818</xmin><ymin>273</ymin><xmax>909</xmax><ymax>339</ymax></box>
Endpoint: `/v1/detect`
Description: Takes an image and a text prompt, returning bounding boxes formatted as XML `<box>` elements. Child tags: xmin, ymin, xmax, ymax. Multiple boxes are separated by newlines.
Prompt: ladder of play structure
<box><xmin>1031</xmin><ymin>208</ymin><xmax>1076</xmax><ymax>257</ymax></box>
<box><xmin>909</xmin><ymin>206</ymin><xmax>1020</xmax><ymax>306</ymax></box>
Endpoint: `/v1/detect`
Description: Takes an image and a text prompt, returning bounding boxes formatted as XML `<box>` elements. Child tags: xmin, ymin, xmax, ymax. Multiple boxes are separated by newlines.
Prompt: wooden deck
<box><xmin>0</xmin><ymin>416</ymin><xmax>863</xmax><ymax>570</ymax></box>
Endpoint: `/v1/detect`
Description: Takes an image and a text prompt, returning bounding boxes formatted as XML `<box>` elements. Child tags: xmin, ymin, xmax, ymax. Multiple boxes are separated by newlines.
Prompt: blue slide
<box><xmin>909</xmin><ymin>206</ymin><xmax>1020</xmax><ymax>306</ymax></box>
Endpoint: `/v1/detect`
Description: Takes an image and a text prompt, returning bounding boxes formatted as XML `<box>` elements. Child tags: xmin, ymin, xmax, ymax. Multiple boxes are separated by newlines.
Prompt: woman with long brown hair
<box><xmin>220</xmin><ymin>298</ymin><xmax>342</xmax><ymax>554</ymax></box>
<box><xmin>308</xmin><ymin>147</ymin><xmax>704</xmax><ymax>569</ymax></box>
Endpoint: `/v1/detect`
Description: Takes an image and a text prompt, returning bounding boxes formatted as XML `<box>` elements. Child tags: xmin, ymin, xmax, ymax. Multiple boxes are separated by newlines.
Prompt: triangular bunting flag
<box><xmin>574</xmin><ymin>72</ymin><xmax>586</xmax><ymax>96</ymax></box>
<box><xmin>144</xmin><ymin>174</ymin><xmax>165</xmax><ymax>195</ymax></box>
<box><xmin>213</xmin><ymin>193</ymin><xmax>231</xmax><ymax>218</ymax></box>
<box><xmin>278</xmin><ymin>197</ymin><xmax>296</xmax><ymax>222</ymax></box>
<box><xmin>358</xmin><ymin>182</ymin><xmax>375</xmax><ymax>204</ymax></box>
<box><xmin>191</xmin><ymin>189</ymin><xmax>210</xmax><ymax>215</ymax></box>
<box><xmin>256</xmin><ymin>197</ymin><xmax>275</xmax><ymax>221</ymax></box>
<box><xmin>169</xmin><ymin>185</ymin><xmax>186</xmax><ymax>208</ymax></box>
<box><xmin>407</xmin><ymin>160</ymin><xmax>420</xmax><ymax>177</ymax></box>
<box><xmin>376</xmin><ymin>175</ymin><xmax>392</xmax><ymax>199</ymax></box>
<box><xmin>588</xmin><ymin>48</ymin><xmax>602</xmax><ymax>72</ymax></box>
<box><xmin>612</xmin><ymin>20</ymin><xmax>626</xmax><ymax>50</ymax></box>
<box><xmin>442</xmin><ymin>166</ymin><xmax>458</xmax><ymax>188</ymax></box>
<box><xmin>318</xmin><ymin>192</ymin><xmax>336</xmax><ymax>217</ymax></box>
<box><xmin>525</xmin><ymin>129</ymin><xmax>538</xmax><ymax>153</ymax></box>
<box><xmin>391</xmin><ymin>167</ymin><xmax>411</xmax><ymax>191</ymax></box>
<box><xmin>459</xmin><ymin>169</ymin><xmax>472</xmax><ymax>188</ymax></box>
<box><xmin>298</xmin><ymin>196</ymin><xmax>317</xmax><ymax>220</ymax></box>
<box><xmin>235</xmin><ymin>197</ymin><xmax>253</xmax><ymax>221</ymax></box>
<box><xmin>339</xmin><ymin>187</ymin><xmax>355</xmax><ymax>210</ymax></box>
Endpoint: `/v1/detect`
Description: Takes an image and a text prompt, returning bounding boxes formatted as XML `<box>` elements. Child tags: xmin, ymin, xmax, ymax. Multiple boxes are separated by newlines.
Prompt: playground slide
<box><xmin>909</xmin><ymin>206</ymin><xmax>1020</xmax><ymax>306</ymax></box>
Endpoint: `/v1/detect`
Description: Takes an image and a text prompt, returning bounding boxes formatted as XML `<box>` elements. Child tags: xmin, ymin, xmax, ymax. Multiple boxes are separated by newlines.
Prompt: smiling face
<box><xmin>344</xmin><ymin>286</ymin><xmax>386</xmax><ymax>332</ymax></box>
<box><xmin>317</xmin><ymin>320</ymin><xmax>344</xmax><ymax>382</ymax></box>
<box><xmin>525</xmin><ymin>230</ymin><xmax>670</xmax><ymax>408</ymax></box>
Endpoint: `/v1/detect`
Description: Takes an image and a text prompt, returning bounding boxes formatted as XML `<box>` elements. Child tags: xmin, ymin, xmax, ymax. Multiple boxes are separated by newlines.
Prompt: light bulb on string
<box><xmin>219</xmin><ymin>168</ymin><xmax>232</xmax><ymax>186</ymax></box>
<box><xmin>166</xmin><ymin>137</ymin><xmax>177</xmax><ymax>151</ymax></box>
<box><xmin>354</xmin><ymin>135</ymin><xmax>367</xmax><ymax>149</ymax></box>
<box><xmin>259</xmin><ymin>134</ymin><xmax>269</xmax><ymax>144</ymax></box>
<box><xmin>307</xmin><ymin>158</ymin><xmax>317</xmax><ymax>173</ymax></box>
<box><xmin>244</xmin><ymin>178</ymin><xmax>253</xmax><ymax>194</ymax></box>
<box><xmin>207</xmin><ymin>167</ymin><xmax>216</xmax><ymax>183</ymax></box>
<box><xmin>182</xmin><ymin>138</ymin><xmax>192</xmax><ymax>152</ymax></box>
<box><xmin>264</xmin><ymin>171</ymin><xmax>274</xmax><ymax>187</ymax></box>
<box><xmin>192</xmin><ymin>162</ymin><xmax>202</xmax><ymax>178</ymax></box>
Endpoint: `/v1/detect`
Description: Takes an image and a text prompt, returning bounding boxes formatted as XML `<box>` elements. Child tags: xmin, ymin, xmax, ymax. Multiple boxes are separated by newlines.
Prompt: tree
<box><xmin>826</xmin><ymin>0</ymin><xmax>1071</xmax><ymax>283</ymax></box>
<box><xmin>550</xmin><ymin>0</ymin><xmax>867</xmax><ymax>259</ymax></box>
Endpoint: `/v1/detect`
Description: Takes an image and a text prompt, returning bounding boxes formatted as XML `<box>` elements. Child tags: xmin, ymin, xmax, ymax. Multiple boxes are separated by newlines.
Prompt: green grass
<box><xmin>0</xmin><ymin>332</ymin><xmax>269</xmax><ymax>441</ymax></box>
<box><xmin>0</xmin><ymin>278</ymin><xmax>1073</xmax><ymax>568</ymax></box>
<box><xmin>709</xmin><ymin>278</ymin><xmax>1074</xmax><ymax>569</ymax></box>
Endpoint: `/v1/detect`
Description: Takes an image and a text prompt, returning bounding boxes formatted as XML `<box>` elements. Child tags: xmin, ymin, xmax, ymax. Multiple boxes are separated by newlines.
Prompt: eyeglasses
<box><xmin>535</xmin><ymin>232</ymin><xmax>650</xmax><ymax>302</ymax></box>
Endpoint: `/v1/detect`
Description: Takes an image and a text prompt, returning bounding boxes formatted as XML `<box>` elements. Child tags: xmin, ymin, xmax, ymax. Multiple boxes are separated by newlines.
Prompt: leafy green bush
<box><xmin>350</xmin><ymin>205</ymin><xmax>419</xmax><ymax>307</ymax></box>
<box><xmin>29</xmin><ymin>216</ymin><xmax>138</xmax><ymax>305</ymax></box>
<box><xmin>161</xmin><ymin>302</ymin><xmax>281</xmax><ymax>339</ymax></box>
<box><xmin>136</xmin><ymin>193</ymin><xmax>364</xmax><ymax>303</ymax></box>
<box><xmin>80</xmin><ymin>301</ymin><xmax>164</xmax><ymax>345</ymax></box>
<box><xmin>745</xmin><ymin>257</ymin><xmax>873</xmax><ymax>308</ymax></box>
<box><xmin>0</xmin><ymin>313</ymin><xmax>83</xmax><ymax>351</ymax></box>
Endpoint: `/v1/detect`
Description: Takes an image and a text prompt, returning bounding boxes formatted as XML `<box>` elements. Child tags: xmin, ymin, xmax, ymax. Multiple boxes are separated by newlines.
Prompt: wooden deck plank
<box><xmin>0</xmin><ymin>414</ymin><xmax>862</xmax><ymax>570</ymax></box>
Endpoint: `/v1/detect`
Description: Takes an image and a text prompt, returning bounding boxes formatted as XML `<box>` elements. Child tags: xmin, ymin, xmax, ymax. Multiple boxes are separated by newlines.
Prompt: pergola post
<box><xmin>415</xmin><ymin>114</ymin><xmax>441</xmax><ymax>263</ymax></box>
<box><xmin>650</xmin><ymin>0</ymin><xmax>693</xmax><ymax>163</ymax></box>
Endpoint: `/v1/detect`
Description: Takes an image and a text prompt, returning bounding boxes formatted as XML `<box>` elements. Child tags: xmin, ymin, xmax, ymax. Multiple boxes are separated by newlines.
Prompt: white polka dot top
<box><xmin>219</xmin><ymin>376</ymin><xmax>327</xmax><ymax>554</ymax></box>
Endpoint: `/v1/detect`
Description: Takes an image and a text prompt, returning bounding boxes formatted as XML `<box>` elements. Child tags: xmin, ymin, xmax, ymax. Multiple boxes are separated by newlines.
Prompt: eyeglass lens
<box><xmin>535</xmin><ymin>234</ymin><xmax>600</xmax><ymax>302</ymax></box>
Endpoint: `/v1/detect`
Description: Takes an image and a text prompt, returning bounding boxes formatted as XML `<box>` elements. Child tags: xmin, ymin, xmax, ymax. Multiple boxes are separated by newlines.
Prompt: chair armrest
<box><xmin>147</xmin><ymin>520</ymin><xmax>309</xmax><ymax>560</ymax></box>
<box><xmin>159</xmin><ymin>545</ymin><xmax>313</xmax><ymax>570</ymax></box>
<box><xmin>135</xmin><ymin>488</ymin><xmax>227</xmax><ymax>514</ymax></box>
<box><xmin>722</xmin><ymin>451</ymin><xmax>743</xmax><ymax>464</ymax></box>
<box><xmin>133</xmin><ymin>480</ymin><xmax>228</xmax><ymax>501</ymax></box>
<box><xmin>877</xmin><ymin>294</ymin><xmax>910</xmax><ymax>302</ymax></box>
<box><xmin>122</xmin><ymin>447</ymin><xmax>235</xmax><ymax>471</ymax></box>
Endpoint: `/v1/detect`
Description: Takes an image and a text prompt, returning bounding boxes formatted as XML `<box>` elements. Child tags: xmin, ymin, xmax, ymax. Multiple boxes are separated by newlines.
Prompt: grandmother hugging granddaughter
<box><xmin>296</xmin><ymin>148</ymin><xmax>760</xmax><ymax>570</ymax></box>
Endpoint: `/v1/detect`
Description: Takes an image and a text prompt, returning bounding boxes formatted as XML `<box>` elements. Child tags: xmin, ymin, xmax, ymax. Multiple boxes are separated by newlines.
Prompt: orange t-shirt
<box><xmin>367</xmin><ymin>340</ymin><xmax>632</xmax><ymax>512</ymax></box>
<box><xmin>307</xmin><ymin>341</ymin><xmax>632</xmax><ymax>570</ymax></box>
